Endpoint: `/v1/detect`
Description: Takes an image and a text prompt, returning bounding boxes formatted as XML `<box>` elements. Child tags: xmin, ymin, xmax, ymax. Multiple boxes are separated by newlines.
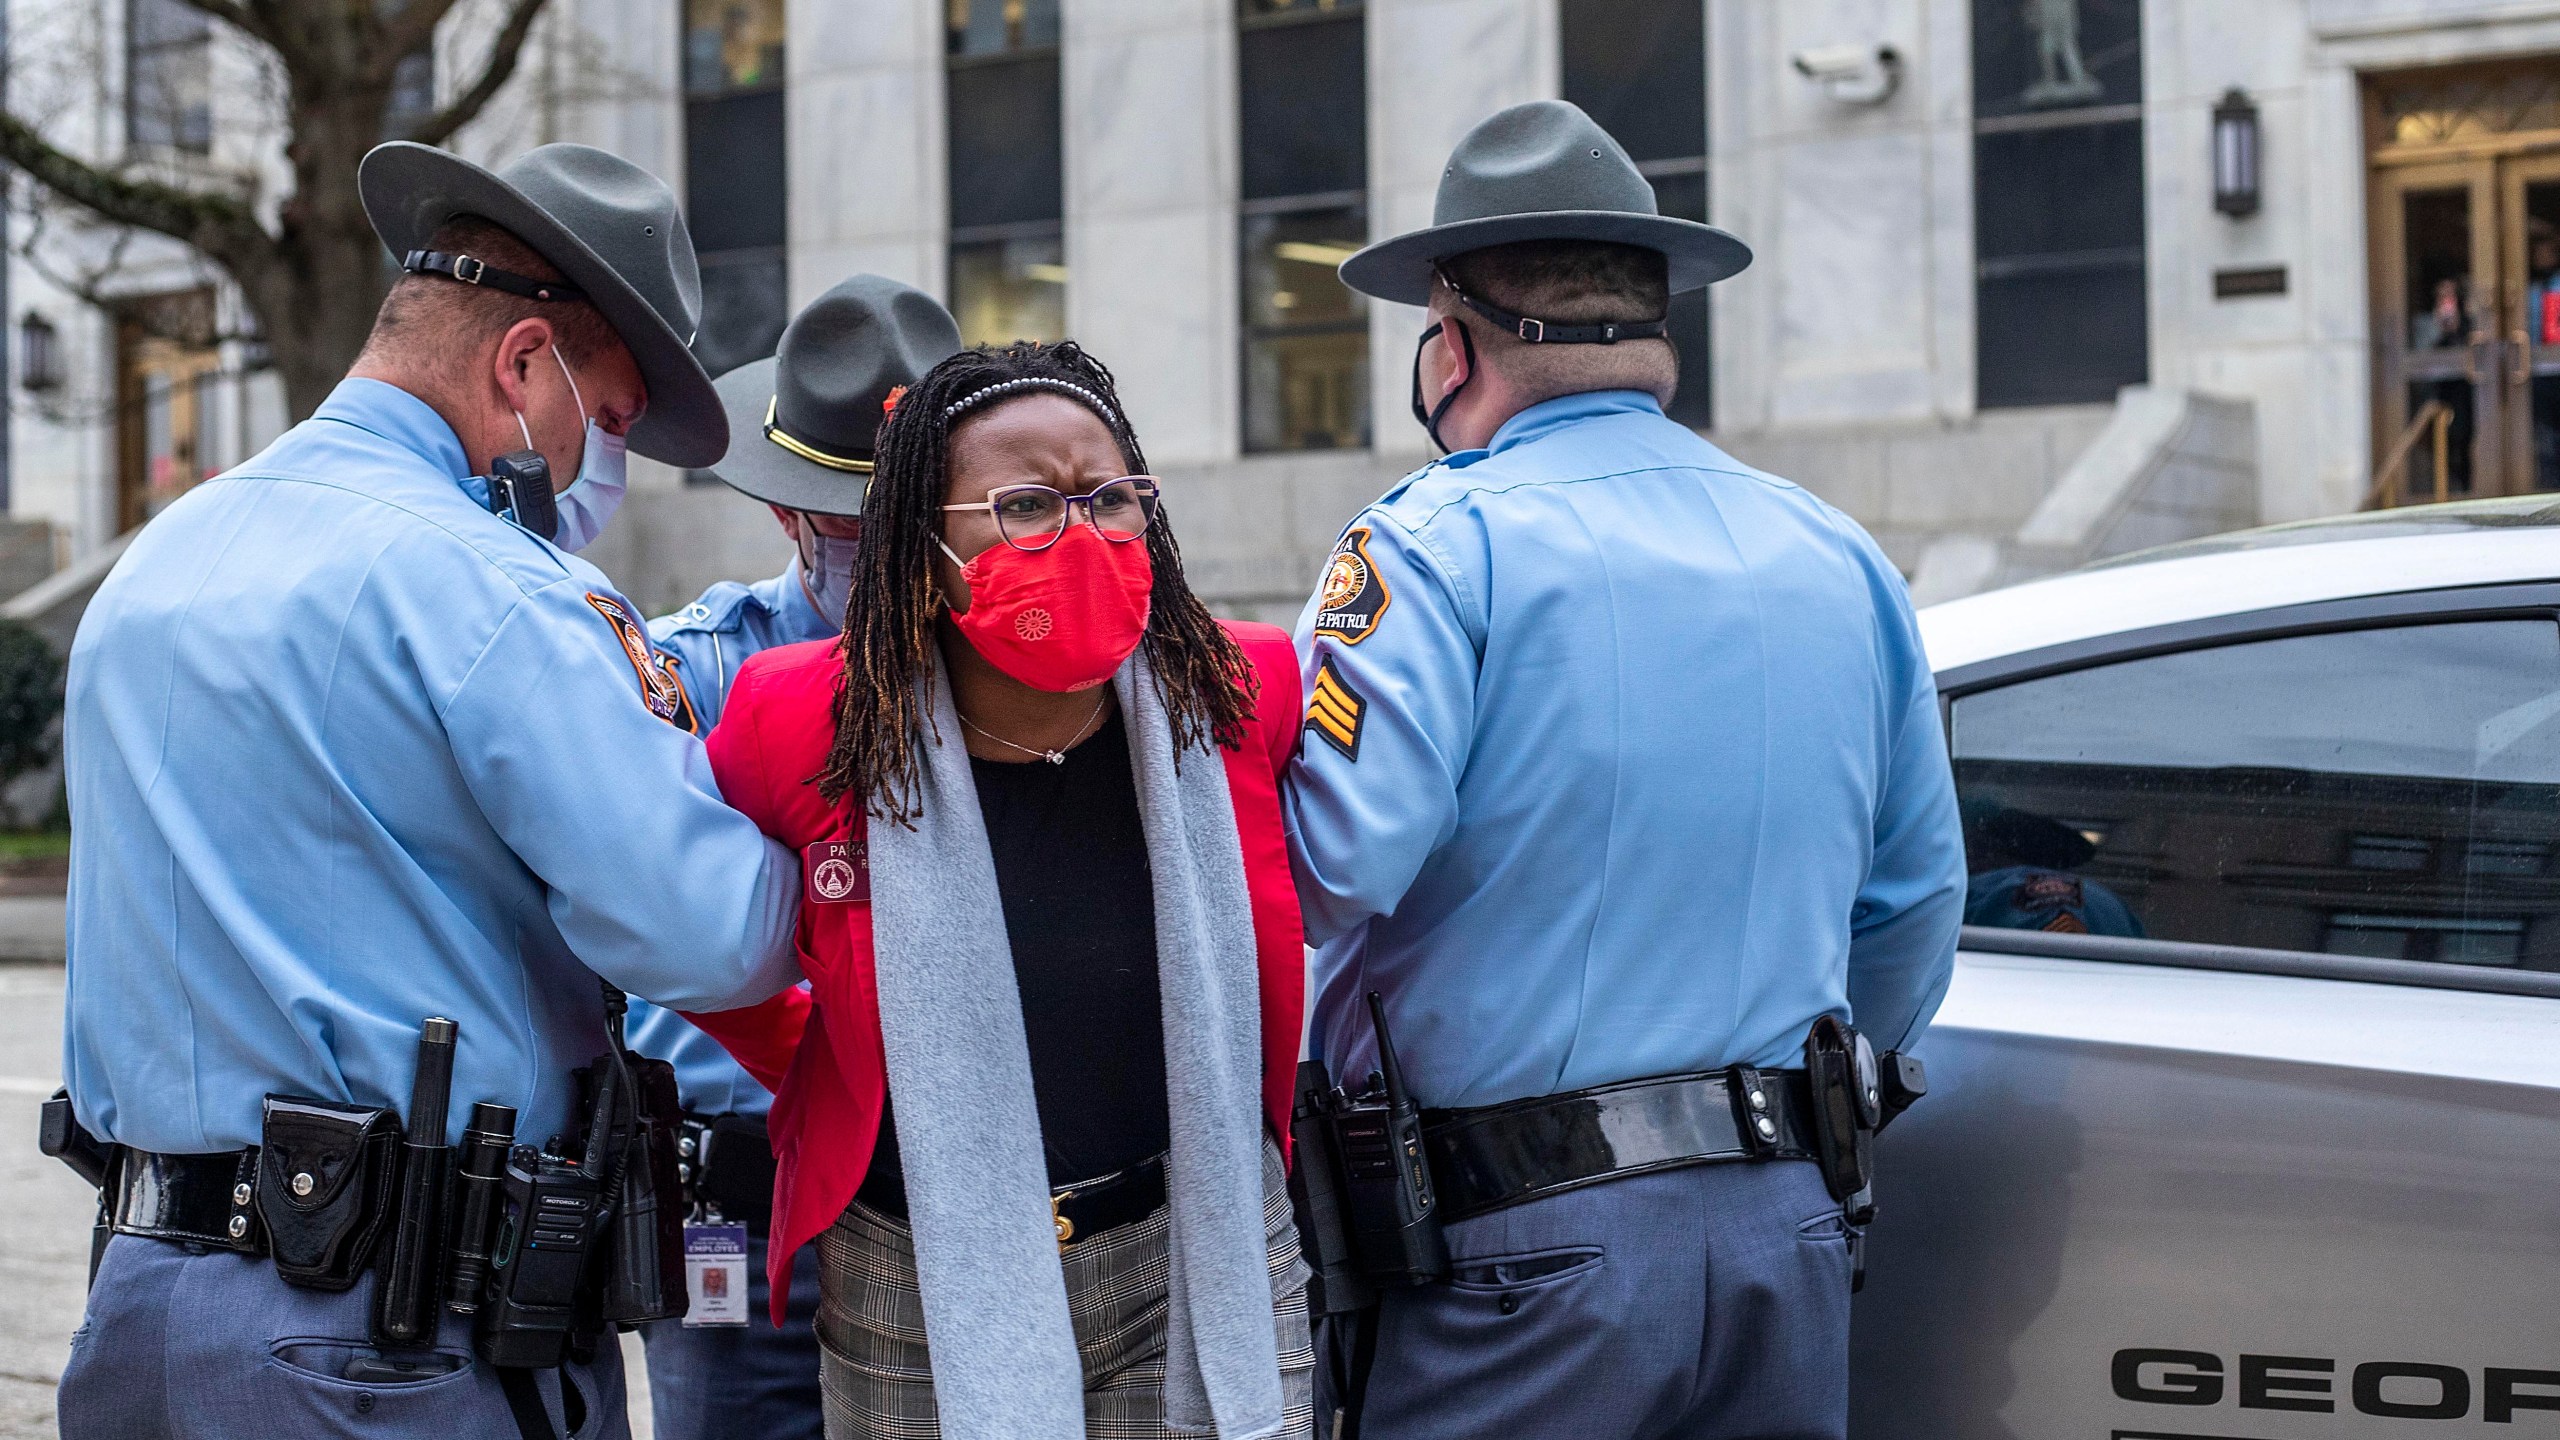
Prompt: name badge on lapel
<box><xmin>803</xmin><ymin>840</ymin><xmax>869</xmax><ymax>905</ymax></box>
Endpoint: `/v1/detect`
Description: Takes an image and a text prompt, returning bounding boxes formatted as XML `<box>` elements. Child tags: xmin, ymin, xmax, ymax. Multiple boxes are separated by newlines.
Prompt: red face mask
<box><xmin>940</xmin><ymin>523</ymin><xmax>1154</xmax><ymax>692</ymax></box>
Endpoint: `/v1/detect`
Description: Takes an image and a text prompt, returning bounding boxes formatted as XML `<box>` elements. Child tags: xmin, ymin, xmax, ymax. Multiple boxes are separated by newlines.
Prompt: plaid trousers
<box><xmin>815</xmin><ymin>1141</ymin><xmax>1317</xmax><ymax>1439</ymax></box>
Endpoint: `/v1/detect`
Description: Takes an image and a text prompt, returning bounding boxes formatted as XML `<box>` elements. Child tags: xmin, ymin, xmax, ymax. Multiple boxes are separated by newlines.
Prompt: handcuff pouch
<box><xmin>258</xmin><ymin>1095</ymin><xmax>403</xmax><ymax>1291</ymax></box>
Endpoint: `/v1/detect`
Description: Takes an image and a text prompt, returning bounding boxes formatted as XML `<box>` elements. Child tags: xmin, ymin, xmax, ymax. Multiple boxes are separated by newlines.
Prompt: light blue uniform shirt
<box><xmin>63</xmin><ymin>378</ymin><xmax>803</xmax><ymax>1153</ymax></box>
<box><xmin>1285</xmin><ymin>391</ymin><xmax>1964</xmax><ymax>1110</ymax></box>
<box><xmin>626</xmin><ymin>564</ymin><xmax>834</xmax><ymax>1117</ymax></box>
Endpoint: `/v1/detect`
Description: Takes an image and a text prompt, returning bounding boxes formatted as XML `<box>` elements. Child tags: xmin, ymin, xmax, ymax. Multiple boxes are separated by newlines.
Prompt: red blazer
<box><xmin>684</xmin><ymin>622</ymin><xmax>1306</xmax><ymax>1319</ymax></box>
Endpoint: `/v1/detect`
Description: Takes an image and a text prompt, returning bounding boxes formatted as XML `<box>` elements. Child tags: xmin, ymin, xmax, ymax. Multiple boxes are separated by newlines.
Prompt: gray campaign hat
<box><xmin>1339</xmin><ymin>100</ymin><xmax>1752</xmax><ymax>306</ymax></box>
<box><xmin>708</xmin><ymin>275</ymin><xmax>964</xmax><ymax>515</ymax></box>
<box><xmin>359</xmin><ymin>141</ymin><xmax>725</xmax><ymax>468</ymax></box>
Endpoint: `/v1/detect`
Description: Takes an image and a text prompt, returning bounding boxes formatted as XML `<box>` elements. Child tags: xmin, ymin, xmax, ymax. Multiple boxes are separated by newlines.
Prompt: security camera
<box><xmin>1791</xmin><ymin>44</ymin><xmax>1902</xmax><ymax>106</ymax></box>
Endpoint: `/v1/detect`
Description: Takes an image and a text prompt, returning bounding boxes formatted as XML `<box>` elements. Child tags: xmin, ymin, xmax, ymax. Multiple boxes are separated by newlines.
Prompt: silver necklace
<box><xmin>959</xmin><ymin>690</ymin><xmax>1110</xmax><ymax>764</ymax></box>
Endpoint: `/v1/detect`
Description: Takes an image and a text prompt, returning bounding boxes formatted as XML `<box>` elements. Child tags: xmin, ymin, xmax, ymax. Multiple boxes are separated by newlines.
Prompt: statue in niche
<box><xmin>2022</xmin><ymin>0</ymin><xmax>2105</xmax><ymax>106</ymax></box>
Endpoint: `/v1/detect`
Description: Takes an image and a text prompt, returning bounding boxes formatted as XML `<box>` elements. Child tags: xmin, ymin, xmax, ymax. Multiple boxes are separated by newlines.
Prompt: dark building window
<box><xmin>948</xmin><ymin>0</ymin><xmax>1065</xmax><ymax>348</ymax></box>
<box><xmin>1239</xmin><ymin>0</ymin><xmax>1367</xmax><ymax>453</ymax></box>
<box><xmin>384</xmin><ymin>44</ymin><xmax>436</xmax><ymax>140</ymax></box>
<box><xmin>128</xmin><ymin>0</ymin><xmax>211</xmax><ymax>154</ymax></box>
<box><xmin>1561</xmin><ymin>0</ymin><xmax>1710</xmax><ymax>429</ymax></box>
<box><xmin>1972</xmin><ymin>0</ymin><xmax>2145</xmax><ymax>408</ymax></box>
<box><xmin>683</xmin><ymin>0</ymin><xmax>789</xmax><ymax>386</ymax></box>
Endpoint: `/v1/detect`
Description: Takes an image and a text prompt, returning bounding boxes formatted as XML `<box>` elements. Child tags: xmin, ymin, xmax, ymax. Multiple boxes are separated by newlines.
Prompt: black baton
<box><xmin>378</xmin><ymin>1017</ymin><xmax>457</xmax><ymax>1346</ymax></box>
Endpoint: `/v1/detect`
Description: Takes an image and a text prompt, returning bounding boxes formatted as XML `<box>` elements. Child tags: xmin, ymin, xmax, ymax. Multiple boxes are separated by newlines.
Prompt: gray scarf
<box><xmin>865</xmin><ymin>652</ymin><xmax>1286</xmax><ymax>1439</ymax></box>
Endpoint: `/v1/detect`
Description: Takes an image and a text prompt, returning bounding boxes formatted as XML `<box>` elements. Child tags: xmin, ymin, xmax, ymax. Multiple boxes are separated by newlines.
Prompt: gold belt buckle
<box><xmin>1051</xmin><ymin>1189</ymin><xmax>1075</xmax><ymax>1253</ymax></box>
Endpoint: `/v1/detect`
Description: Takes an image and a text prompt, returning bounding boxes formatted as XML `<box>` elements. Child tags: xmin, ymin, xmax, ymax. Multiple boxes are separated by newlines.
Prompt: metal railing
<box><xmin>2362</xmin><ymin>398</ymin><xmax>2453</xmax><ymax>510</ymax></box>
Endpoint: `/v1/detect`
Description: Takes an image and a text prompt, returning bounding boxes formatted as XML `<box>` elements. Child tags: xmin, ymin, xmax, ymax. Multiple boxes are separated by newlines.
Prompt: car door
<box><xmin>1849</xmin><ymin>583</ymin><xmax>2560</xmax><ymax>1440</ymax></box>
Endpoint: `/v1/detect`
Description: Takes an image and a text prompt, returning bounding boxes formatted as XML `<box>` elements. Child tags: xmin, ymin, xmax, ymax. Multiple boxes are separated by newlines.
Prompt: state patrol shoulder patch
<box><xmin>1304</xmin><ymin>655</ymin><xmax>1365</xmax><ymax>760</ymax></box>
<box><xmin>586</xmin><ymin>593</ymin><xmax>702</xmax><ymax>734</ymax></box>
<box><xmin>1312</xmin><ymin>527</ymin><xmax>1390</xmax><ymax>646</ymax></box>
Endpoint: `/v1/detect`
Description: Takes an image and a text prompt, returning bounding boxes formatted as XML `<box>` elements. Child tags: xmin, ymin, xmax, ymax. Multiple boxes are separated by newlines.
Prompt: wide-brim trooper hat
<box><xmin>359</xmin><ymin>141</ymin><xmax>725</xmax><ymax>469</ymax></box>
<box><xmin>1339</xmin><ymin>100</ymin><xmax>1752</xmax><ymax>306</ymax></box>
<box><xmin>709</xmin><ymin>275</ymin><xmax>964</xmax><ymax>515</ymax></box>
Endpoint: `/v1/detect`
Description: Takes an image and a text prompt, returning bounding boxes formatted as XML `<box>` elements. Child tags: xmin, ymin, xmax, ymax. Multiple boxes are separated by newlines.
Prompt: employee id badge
<box><xmin>682</xmin><ymin>1222</ymin><xmax>751</xmax><ymax>1327</ymax></box>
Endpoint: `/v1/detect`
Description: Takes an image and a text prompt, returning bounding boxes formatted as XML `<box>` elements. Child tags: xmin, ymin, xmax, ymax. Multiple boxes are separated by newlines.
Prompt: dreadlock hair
<box><xmin>816</xmin><ymin>340</ymin><xmax>1255</xmax><ymax>823</ymax></box>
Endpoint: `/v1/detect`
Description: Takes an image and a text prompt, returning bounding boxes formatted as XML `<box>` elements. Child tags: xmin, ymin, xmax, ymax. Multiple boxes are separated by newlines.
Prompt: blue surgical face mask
<box><xmin>511</xmin><ymin>346</ymin><xmax>628</xmax><ymax>553</ymax></box>
<box><xmin>796</xmin><ymin>526</ymin><xmax>859</xmax><ymax>632</ymax></box>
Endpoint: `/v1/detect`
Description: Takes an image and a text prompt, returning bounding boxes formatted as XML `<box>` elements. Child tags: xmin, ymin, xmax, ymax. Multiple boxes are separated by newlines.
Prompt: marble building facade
<box><xmin>11</xmin><ymin>0</ymin><xmax>2560</xmax><ymax>625</ymax></box>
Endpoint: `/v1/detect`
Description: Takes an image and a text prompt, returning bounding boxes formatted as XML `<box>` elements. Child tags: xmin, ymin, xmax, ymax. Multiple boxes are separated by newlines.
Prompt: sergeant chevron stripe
<box><xmin>1305</xmin><ymin>656</ymin><xmax>1365</xmax><ymax>760</ymax></box>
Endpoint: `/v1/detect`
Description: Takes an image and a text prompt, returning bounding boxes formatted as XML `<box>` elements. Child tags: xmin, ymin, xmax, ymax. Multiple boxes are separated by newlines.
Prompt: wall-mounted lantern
<box><xmin>17</xmin><ymin>312</ymin><xmax>61</xmax><ymax>392</ymax></box>
<box><xmin>2213</xmin><ymin>88</ymin><xmax>2261</xmax><ymax>218</ymax></box>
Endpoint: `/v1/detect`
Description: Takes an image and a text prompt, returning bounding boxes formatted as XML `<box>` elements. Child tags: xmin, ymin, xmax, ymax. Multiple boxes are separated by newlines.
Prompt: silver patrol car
<box><xmin>1852</xmin><ymin>498</ymin><xmax>2560</xmax><ymax>1438</ymax></box>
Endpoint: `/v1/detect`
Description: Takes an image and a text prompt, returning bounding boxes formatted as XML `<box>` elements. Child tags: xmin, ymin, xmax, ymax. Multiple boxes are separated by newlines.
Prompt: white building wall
<box><xmin>2134</xmin><ymin>0</ymin><xmax>2560</xmax><ymax>523</ymax></box>
<box><xmin>18</xmin><ymin>0</ymin><xmax>2560</xmax><ymax>619</ymax></box>
<box><xmin>2140</xmin><ymin>0</ymin><xmax>2365</xmax><ymax>524</ymax></box>
<box><xmin>1364</xmin><ymin>0</ymin><xmax>1557</xmax><ymax>461</ymax></box>
<box><xmin>6</xmin><ymin>296</ymin><xmax>110</xmax><ymax>559</ymax></box>
<box><xmin>790</xmin><ymin>0</ymin><xmax>942</xmax><ymax>298</ymax></box>
<box><xmin>1703</xmin><ymin>0</ymin><xmax>2123</xmax><ymax>568</ymax></box>
<box><xmin>1063</xmin><ymin>0</ymin><xmax>1240</xmax><ymax>467</ymax></box>
<box><xmin>9</xmin><ymin>0</ymin><xmax>117</xmax><ymax>555</ymax></box>
<box><xmin>1709</xmin><ymin>0</ymin><xmax>1973</xmax><ymax>432</ymax></box>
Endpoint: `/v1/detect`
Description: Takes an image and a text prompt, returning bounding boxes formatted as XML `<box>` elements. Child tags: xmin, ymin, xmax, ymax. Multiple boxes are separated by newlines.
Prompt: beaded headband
<box><xmin>940</xmin><ymin>376</ymin><xmax>1121</xmax><ymax>429</ymax></box>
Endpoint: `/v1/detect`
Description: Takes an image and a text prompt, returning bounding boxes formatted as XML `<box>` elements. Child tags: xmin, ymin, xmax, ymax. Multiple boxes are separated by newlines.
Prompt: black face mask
<box><xmin>1408</xmin><ymin>318</ymin><xmax>1476</xmax><ymax>456</ymax></box>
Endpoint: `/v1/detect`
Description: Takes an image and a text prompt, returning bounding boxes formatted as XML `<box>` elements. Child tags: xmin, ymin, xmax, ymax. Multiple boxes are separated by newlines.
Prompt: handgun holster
<box><xmin>1802</xmin><ymin>1017</ymin><xmax>1876</xmax><ymax>1204</ymax></box>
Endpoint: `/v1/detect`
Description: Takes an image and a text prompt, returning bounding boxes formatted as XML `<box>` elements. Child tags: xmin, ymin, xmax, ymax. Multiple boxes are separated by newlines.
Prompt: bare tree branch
<box><xmin>242</xmin><ymin>0</ymin><xmax>293</xmax><ymax>56</ymax></box>
<box><xmin>0</xmin><ymin>112</ymin><xmax>275</xmax><ymax>282</ymax></box>
<box><xmin>7</xmin><ymin>0</ymin><xmax>564</xmax><ymax>420</ymax></box>
<box><xmin>399</xmin><ymin>0</ymin><xmax>553</xmax><ymax>148</ymax></box>
<box><xmin>165</xmin><ymin>0</ymin><xmax>277</xmax><ymax>50</ymax></box>
<box><xmin>17</xmin><ymin>212</ymin><xmax>140</xmax><ymax>322</ymax></box>
<box><xmin>378</xmin><ymin>0</ymin><xmax>468</xmax><ymax>77</ymax></box>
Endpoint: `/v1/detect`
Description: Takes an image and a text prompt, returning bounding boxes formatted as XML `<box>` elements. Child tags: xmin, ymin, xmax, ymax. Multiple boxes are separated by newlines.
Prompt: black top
<box><xmin>858</xmin><ymin>710</ymin><xmax>1169</xmax><ymax>1208</ymax></box>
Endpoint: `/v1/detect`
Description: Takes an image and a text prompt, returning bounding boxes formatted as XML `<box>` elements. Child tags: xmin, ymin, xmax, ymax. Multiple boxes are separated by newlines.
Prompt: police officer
<box><xmin>1960</xmin><ymin>798</ymin><xmax>2145</xmax><ymax>938</ymax></box>
<box><xmin>1285</xmin><ymin>101</ymin><xmax>1968</xmax><ymax>1439</ymax></box>
<box><xmin>56</xmin><ymin>142</ymin><xmax>803</xmax><ymax>1438</ymax></box>
<box><xmin>624</xmin><ymin>275</ymin><xmax>960</xmax><ymax>1440</ymax></box>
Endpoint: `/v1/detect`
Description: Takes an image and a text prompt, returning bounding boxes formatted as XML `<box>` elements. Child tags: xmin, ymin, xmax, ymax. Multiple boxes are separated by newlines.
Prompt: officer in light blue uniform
<box><xmin>56</xmin><ymin>142</ymin><xmax>801</xmax><ymax>1440</ymax></box>
<box><xmin>1286</xmin><ymin>103</ymin><xmax>1966</xmax><ymax>1440</ymax></box>
<box><xmin>1960</xmin><ymin>799</ymin><xmax>2146</xmax><ymax>938</ymax></box>
<box><xmin>624</xmin><ymin>275</ymin><xmax>960</xmax><ymax>1440</ymax></box>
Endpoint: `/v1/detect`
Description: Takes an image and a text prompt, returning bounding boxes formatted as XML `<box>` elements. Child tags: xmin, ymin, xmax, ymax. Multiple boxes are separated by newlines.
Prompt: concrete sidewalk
<box><xmin>0</xmin><ymin>965</ymin><xmax>99</xmax><ymax>1437</ymax></box>
<box><xmin>0</xmin><ymin>898</ymin><xmax>61</xmax><ymax>964</ymax></box>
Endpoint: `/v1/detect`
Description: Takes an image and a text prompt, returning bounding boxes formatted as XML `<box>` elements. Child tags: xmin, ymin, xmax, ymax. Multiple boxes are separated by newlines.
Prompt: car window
<box><xmin>1948</xmin><ymin>619</ymin><xmax>2560</xmax><ymax>969</ymax></box>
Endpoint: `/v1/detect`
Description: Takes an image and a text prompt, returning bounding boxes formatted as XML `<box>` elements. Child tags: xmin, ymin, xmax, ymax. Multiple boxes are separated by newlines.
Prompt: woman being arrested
<box><xmin>683</xmin><ymin>341</ymin><xmax>1316</xmax><ymax>1439</ymax></box>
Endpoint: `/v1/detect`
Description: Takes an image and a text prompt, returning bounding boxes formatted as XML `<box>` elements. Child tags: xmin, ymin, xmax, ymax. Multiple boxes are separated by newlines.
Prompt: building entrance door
<box><xmin>113</xmin><ymin>291</ymin><xmax>222</xmax><ymax>533</ymax></box>
<box><xmin>2368</xmin><ymin>61</ymin><xmax>2560</xmax><ymax>500</ymax></box>
<box><xmin>2501</xmin><ymin>153</ymin><xmax>2560</xmax><ymax>492</ymax></box>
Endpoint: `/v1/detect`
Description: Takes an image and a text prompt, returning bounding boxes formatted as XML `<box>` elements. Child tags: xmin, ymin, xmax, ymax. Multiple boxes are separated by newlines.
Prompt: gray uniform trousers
<box><xmin>59</xmin><ymin>1233</ymin><xmax>627</xmax><ymax>1439</ymax></box>
<box><xmin>1324</xmin><ymin>1159</ymin><xmax>1852</xmax><ymax>1440</ymax></box>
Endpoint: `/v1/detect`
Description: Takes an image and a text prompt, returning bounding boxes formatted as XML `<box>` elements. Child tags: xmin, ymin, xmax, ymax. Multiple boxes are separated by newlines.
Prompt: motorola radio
<box><xmin>1332</xmin><ymin>993</ymin><xmax>1449</xmax><ymax>1288</ymax></box>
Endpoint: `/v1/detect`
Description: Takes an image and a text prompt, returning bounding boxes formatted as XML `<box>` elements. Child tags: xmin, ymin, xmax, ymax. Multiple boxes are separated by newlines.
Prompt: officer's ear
<box><xmin>1429</xmin><ymin>314</ymin><xmax>1476</xmax><ymax>403</ymax></box>
<box><xmin>489</xmin><ymin>317</ymin><xmax>557</xmax><ymax>417</ymax></box>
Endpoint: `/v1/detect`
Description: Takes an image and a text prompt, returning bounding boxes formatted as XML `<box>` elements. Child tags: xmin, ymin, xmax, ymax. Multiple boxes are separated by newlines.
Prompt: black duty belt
<box><xmin>107</xmin><ymin>1146</ymin><xmax>267</xmax><ymax>1254</ymax></box>
<box><xmin>681</xmin><ymin>1111</ymin><xmax>777</xmax><ymax>1229</ymax></box>
<box><xmin>863</xmin><ymin>1152</ymin><xmax>1169</xmax><ymax>1248</ymax></box>
<box><xmin>1421</xmin><ymin>1067</ymin><xmax>1820</xmax><ymax>1222</ymax></box>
